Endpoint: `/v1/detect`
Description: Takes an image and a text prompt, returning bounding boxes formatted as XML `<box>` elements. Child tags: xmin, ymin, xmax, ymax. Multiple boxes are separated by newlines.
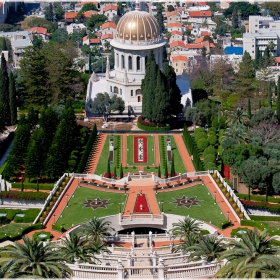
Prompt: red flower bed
<box><xmin>133</xmin><ymin>193</ymin><xmax>150</xmax><ymax>213</ymax></box>
<box><xmin>104</xmin><ymin>172</ymin><xmax>114</xmax><ymax>178</ymax></box>
<box><xmin>133</xmin><ymin>136</ymin><xmax>147</xmax><ymax>163</ymax></box>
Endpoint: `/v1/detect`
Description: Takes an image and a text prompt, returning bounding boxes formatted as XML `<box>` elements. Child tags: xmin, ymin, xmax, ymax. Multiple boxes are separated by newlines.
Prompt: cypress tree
<box><xmin>171</xmin><ymin>154</ymin><xmax>175</xmax><ymax>177</ymax></box>
<box><xmin>247</xmin><ymin>98</ymin><xmax>252</xmax><ymax>119</ymax></box>
<box><xmin>164</xmin><ymin>160</ymin><xmax>168</xmax><ymax>178</ymax></box>
<box><xmin>255</xmin><ymin>47</ymin><xmax>260</xmax><ymax>69</ymax></box>
<box><xmin>154</xmin><ymin>69</ymin><xmax>166</xmax><ymax>123</ymax></box>
<box><xmin>259</xmin><ymin>100</ymin><xmax>262</xmax><ymax>109</ymax></box>
<box><xmin>0</xmin><ymin>54</ymin><xmax>10</xmax><ymax>125</ymax></box>
<box><xmin>88</xmin><ymin>54</ymin><xmax>92</xmax><ymax>75</ymax></box>
<box><xmin>158</xmin><ymin>164</ymin><xmax>161</xmax><ymax>178</ymax></box>
<box><xmin>107</xmin><ymin>158</ymin><xmax>111</xmax><ymax>178</ymax></box>
<box><xmin>8</xmin><ymin>72</ymin><xmax>17</xmax><ymax>125</ymax></box>
<box><xmin>120</xmin><ymin>164</ymin><xmax>123</xmax><ymax>179</ymax></box>
<box><xmin>268</xmin><ymin>82</ymin><xmax>272</xmax><ymax>108</ymax></box>
<box><xmin>232</xmin><ymin>6</ymin><xmax>239</xmax><ymax>29</ymax></box>
<box><xmin>114</xmin><ymin>166</ymin><xmax>117</xmax><ymax>179</ymax></box>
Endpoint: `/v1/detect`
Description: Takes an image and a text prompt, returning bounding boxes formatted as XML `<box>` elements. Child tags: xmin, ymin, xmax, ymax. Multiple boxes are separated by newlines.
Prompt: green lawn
<box><xmin>126</xmin><ymin>135</ymin><xmax>156</xmax><ymax>166</ymax></box>
<box><xmin>94</xmin><ymin>136</ymin><xmax>122</xmax><ymax>176</ymax></box>
<box><xmin>0</xmin><ymin>223</ymin><xmax>32</xmax><ymax>238</ymax></box>
<box><xmin>156</xmin><ymin>184</ymin><xmax>227</xmax><ymax>228</ymax></box>
<box><xmin>56</xmin><ymin>187</ymin><xmax>127</xmax><ymax>230</ymax></box>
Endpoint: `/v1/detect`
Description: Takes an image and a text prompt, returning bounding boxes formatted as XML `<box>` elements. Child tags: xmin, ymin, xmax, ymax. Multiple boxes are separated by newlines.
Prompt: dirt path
<box><xmin>173</xmin><ymin>134</ymin><xmax>194</xmax><ymax>172</ymax></box>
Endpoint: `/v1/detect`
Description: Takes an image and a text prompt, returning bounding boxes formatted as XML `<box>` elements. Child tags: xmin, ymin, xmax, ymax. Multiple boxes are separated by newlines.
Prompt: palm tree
<box><xmin>60</xmin><ymin>232</ymin><xmax>92</xmax><ymax>264</ymax></box>
<box><xmin>226</xmin><ymin>108</ymin><xmax>249</xmax><ymax>126</ymax></box>
<box><xmin>171</xmin><ymin>217</ymin><xmax>202</xmax><ymax>240</ymax></box>
<box><xmin>80</xmin><ymin>217</ymin><xmax>113</xmax><ymax>242</ymax></box>
<box><xmin>172</xmin><ymin>232</ymin><xmax>199</xmax><ymax>253</ymax></box>
<box><xmin>186</xmin><ymin>235</ymin><xmax>226</xmax><ymax>262</ymax></box>
<box><xmin>1</xmin><ymin>235</ymin><xmax>72</xmax><ymax>278</ymax></box>
<box><xmin>222</xmin><ymin>123</ymin><xmax>250</xmax><ymax>144</ymax></box>
<box><xmin>216</xmin><ymin>228</ymin><xmax>279</xmax><ymax>278</ymax></box>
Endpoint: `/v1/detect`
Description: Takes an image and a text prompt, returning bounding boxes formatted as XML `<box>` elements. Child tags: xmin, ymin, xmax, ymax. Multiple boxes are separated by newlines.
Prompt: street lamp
<box><xmin>227</xmin><ymin>211</ymin><xmax>230</xmax><ymax>221</ymax></box>
<box><xmin>53</xmin><ymin>214</ymin><xmax>56</xmax><ymax>224</ymax></box>
<box><xmin>155</xmin><ymin>181</ymin><xmax>159</xmax><ymax>194</ymax></box>
<box><xmin>214</xmin><ymin>191</ymin><xmax>217</xmax><ymax>204</ymax></box>
<box><xmin>124</xmin><ymin>182</ymin><xmax>127</xmax><ymax>194</ymax></box>
<box><xmin>66</xmin><ymin>194</ymin><xmax>69</xmax><ymax>207</ymax></box>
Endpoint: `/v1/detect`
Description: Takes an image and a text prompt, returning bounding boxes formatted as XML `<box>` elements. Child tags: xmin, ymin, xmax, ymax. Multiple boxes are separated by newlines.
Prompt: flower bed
<box><xmin>133</xmin><ymin>193</ymin><xmax>150</xmax><ymax>213</ymax></box>
<box><xmin>133</xmin><ymin>136</ymin><xmax>147</xmax><ymax>163</ymax></box>
<box><xmin>241</xmin><ymin>199</ymin><xmax>280</xmax><ymax>212</ymax></box>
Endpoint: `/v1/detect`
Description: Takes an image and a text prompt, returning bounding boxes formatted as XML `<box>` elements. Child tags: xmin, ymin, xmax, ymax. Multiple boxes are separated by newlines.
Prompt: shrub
<box><xmin>137</xmin><ymin>117</ymin><xmax>170</xmax><ymax>131</ymax></box>
<box><xmin>236</xmin><ymin>208</ymin><xmax>240</xmax><ymax>213</ymax></box>
<box><xmin>216</xmin><ymin>179</ymin><xmax>220</xmax><ymax>183</ymax></box>
<box><xmin>0</xmin><ymin>191</ymin><xmax>48</xmax><ymax>201</ymax></box>
<box><xmin>239</xmin><ymin>213</ymin><xmax>244</xmax><ymax>218</ymax></box>
<box><xmin>194</xmin><ymin>131</ymin><xmax>207</xmax><ymax>142</ymax></box>
<box><xmin>222</xmin><ymin>188</ymin><xmax>227</xmax><ymax>193</ymax></box>
<box><xmin>241</xmin><ymin>199</ymin><xmax>280</xmax><ymax>212</ymax></box>
<box><xmin>194</xmin><ymin>127</ymin><xmax>205</xmax><ymax>135</ymax></box>
<box><xmin>226</xmin><ymin>193</ymin><xmax>230</xmax><ymax>197</ymax></box>
<box><xmin>229</xmin><ymin>197</ymin><xmax>233</xmax><ymax>202</ymax></box>
<box><xmin>204</xmin><ymin>162</ymin><xmax>216</xmax><ymax>170</ymax></box>
<box><xmin>62</xmin><ymin>182</ymin><xmax>66</xmax><ymax>186</ymax></box>
<box><xmin>203</xmin><ymin>146</ymin><xmax>216</xmax><ymax>158</ymax></box>
<box><xmin>212</xmin><ymin>173</ymin><xmax>217</xmax><ymax>178</ymax></box>
<box><xmin>232</xmin><ymin>203</ymin><xmax>237</xmax><ymax>208</ymax></box>
<box><xmin>207</xmin><ymin>135</ymin><xmax>217</xmax><ymax>145</ymax></box>
<box><xmin>219</xmin><ymin>183</ymin><xmax>223</xmax><ymax>188</ymax></box>
<box><xmin>207</xmin><ymin>127</ymin><xmax>216</xmax><ymax>134</ymax></box>
<box><xmin>199</xmin><ymin>229</ymin><xmax>210</xmax><ymax>235</ymax></box>
<box><xmin>204</xmin><ymin>154</ymin><xmax>216</xmax><ymax>162</ymax></box>
<box><xmin>220</xmin><ymin>220</ymin><xmax>232</xmax><ymax>229</ymax></box>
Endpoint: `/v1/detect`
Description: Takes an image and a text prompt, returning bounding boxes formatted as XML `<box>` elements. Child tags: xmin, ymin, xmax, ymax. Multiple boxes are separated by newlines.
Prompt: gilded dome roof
<box><xmin>116</xmin><ymin>10</ymin><xmax>160</xmax><ymax>42</ymax></box>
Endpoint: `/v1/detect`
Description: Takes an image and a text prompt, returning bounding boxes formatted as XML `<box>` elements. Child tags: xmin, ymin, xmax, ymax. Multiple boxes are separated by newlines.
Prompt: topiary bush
<box><xmin>203</xmin><ymin>146</ymin><xmax>216</xmax><ymax>159</ymax></box>
<box><xmin>207</xmin><ymin>135</ymin><xmax>217</xmax><ymax>145</ymax></box>
<box><xmin>194</xmin><ymin>131</ymin><xmax>207</xmax><ymax>143</ymax></box>
<box><xmin>204</xmin><ymin>162</ymin><xmax>216</xmax><ymax>170</ymax></box>
<box><xmin>204</xmin><ymin>154</ymin><xmax>216</xmax><ymax>162</ymax></box>
<box><xmin>197</xmin><ymin>138</ymin><xmax>209</xmax><ymax>151</ymax></box>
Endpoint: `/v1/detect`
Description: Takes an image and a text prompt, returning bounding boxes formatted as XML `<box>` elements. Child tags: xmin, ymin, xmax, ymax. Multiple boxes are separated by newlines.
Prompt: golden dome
<box><xmin>116</xmin><ymin>10</ymin><xmax>160</xmax><ymax>42</ymax></box>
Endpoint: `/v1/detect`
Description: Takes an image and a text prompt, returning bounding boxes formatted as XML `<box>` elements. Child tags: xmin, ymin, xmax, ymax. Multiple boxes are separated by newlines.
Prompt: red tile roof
<box><xmin>83</xmin><ymin>36</ymin><xmax>89</xmax><ymax>42</ymax></box>
<box><xmin>166</xmin><ymin>11</ymin><xmax>179</xmax><ymax>17</ymax></box>
<box><xmin>65</xmin><ymin>12</ymin><xmax>78</xmax><ymax>19</ymax></box>
<box><xmin>189</xmin><ymin>10</ymin><xmax>212</xmax><ymax>17</ymax></box>
<box><xmin>186</xmin><ymin>24</ymin><xmax>193</xmax><ymax>30</ymax></box>
<box><xmin>102</xmin><ymin>34</ymin><xmax>113</xmax><ymax>40</ymax></box>
<box><xmin>28</xmin><ymin>27</ymin><xmax>50</xmax><ymax>36</ymax></box>
<box><xmin>83</xmin><ymin>10</ymin><xmax>98</xmax><ymax>18</ymax></box>
<box><xmin>168</xmin><ymin>23</ymin><xmax>182</xmax><ymax>28</ymax></box>
<box><xmin>95</xmin><ymin>32</ymin><xmax>101</xmax><ymax>37</ymax></box>
<box><xmin>210</xmin><ymin>43</ymin><xmax>215</xmax><ymax>48</ymax></box>
<box><xmin>171</xmin><ymin>30</ymin><xmax>182</xmax><ymax>36</ymax></box>
<box><xmin>276</xmin><ymin>57</ymin><xmax>280</xmax><ymax>63</ymax></box>
<box><xmin>170</xmin><ymin>40</ymin><xmax>187</xmax><ymax>49</ymax></box>
<box><xmin>103</xmin><ymin>4</ymin><xmax>117</xmax><ymax>12</ymax></box>
<box><xmin>201</xmin><ymin>30</ymin><xmax>211</xmax><ymax>36</ymax></box>
<box><xmin>101</xmin><ymin>22</ymin><xmax>117</xmax><ymax>29</ymax></box>
<box><xmin>194</xmin><ymin>37</ymin><xmax>204</xmax><ymax>43</ymax></box>
<box><xmin>172</xmin><ymin>55</ymin><xmax>188</xmax><ymax>62</ymax></box>
<box><xmin>90</xmin><ymin>38</ymin><xmax>100</xmax><ymax>44</ymax></box>
<box><xmin>185</xmin><ymin>43</ymin><xmax>204</xmax><ymax>49</ymax></box>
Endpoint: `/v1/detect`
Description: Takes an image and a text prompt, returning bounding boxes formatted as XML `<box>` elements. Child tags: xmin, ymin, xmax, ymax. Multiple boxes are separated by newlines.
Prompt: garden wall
<box><xmin>0</xmin><ymin>198</ymin><xmax>44</xmax><ymax>208</ymax></box>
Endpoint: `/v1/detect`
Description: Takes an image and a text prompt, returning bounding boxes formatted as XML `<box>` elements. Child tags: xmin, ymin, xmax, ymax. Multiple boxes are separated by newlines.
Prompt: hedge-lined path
<box><xmin>87</xmin><ymin>133</ymin><xmax>107</xmax><ymax>174</ymax></box>
<box><xmin>122</xmin><ymin>134</ymin><xmax>127</xmax><ymax>166</ymax></box>
<box><xmin>173</xmin><ymin>134</ymin><xmax>194</xmax><ymax>172</ymax></box>
<box><xmin>123</xmin><ymin>178</ymin><xmax>160</xmax><ymax>215</ymax></box>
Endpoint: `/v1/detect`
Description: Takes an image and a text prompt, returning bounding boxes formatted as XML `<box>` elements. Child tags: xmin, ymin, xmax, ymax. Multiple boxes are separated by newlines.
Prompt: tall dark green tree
<box><xmin>44</xmin><ymin>3</ymin><xmax>54</xmax><ymax>22</ymax></box>
<box><xmin>254</xmin><ymin>47</ymin><xmax>260</xmax><ymax>69</ymax></box>
<box><xmin>8</xmin><ymin>72</ymin><xmax>17</xmax><ymax>125</ymax></box>
<box><xmin>232</xmin><ymin>6</ymin><xmax>239</xmax><ymax>29</ymax></box>
<box><xmin>155</xmin><ymin>3</ymin><xmax>164</xmax><ymax>33</ymax></box>
<box><xmin>0</xmin><ymin>54</ymin><xmax>10</xmax><ymax>125</ymax></box>
<box><xmin>120</xmin><ymin>164</ymin><xmax>123</xmax><ymax>179</ymax></box>
<box><xmin>164</xmin><ymin>159</ymin><xmax>168</xmax><ymax>178</ymax></box>
<box><xmin>1</xmin><ymin>38</ymin><xmax>7</xmax><ymax>50</ymax></box>
<box><xmin>113</xmin><ymin>166</ymin><xmax>117</xmax><ymax>179</ymax></box>
<box><xmin>158</xmin><ymin>164</ymin><xmax>161</xmax><ymax>178</ymax></box>
<box><xmin>247</xmin><ymin>98</ymin><xmax>252</xmax><ymax>119</ymax></box>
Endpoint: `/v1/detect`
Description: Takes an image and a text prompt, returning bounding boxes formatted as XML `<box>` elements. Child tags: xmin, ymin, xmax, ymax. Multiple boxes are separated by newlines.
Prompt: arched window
<box><xmin>116</xmin><ymin>53</ymin><xmax>119</xmax><ymax>67</ymax></box>
<box><xmin>114</xmin><ymin>86</ymin><xmax>119</xmax><ymax>94</ymax></box>
<box><xmin>128</xmin><ymin>56</ymin><xmax>132</xmax><ymax>70</ymax></box>
<box><xmin>137</xmin><ymin>56</ymin><xmax>140</xmax><ymax>70</ymax></box>
<box><xmin>121</xmin><ymin>55</ymin><xmax>125</xmax><ymax>69</ymax></box>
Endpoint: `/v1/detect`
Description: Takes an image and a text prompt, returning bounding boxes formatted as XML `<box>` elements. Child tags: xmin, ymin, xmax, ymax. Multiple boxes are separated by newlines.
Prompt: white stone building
<box><xmin>86</xmin><ymin>2</ymin><xmax>193</xmax><ymax>116</ymax></box>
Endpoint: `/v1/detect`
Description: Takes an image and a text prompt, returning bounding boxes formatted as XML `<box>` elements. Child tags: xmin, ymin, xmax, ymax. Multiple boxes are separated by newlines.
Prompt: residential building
<box><xmin>248</xmin><ymin>15</ymin><xmax>280</xmax><ymax>33</ymax></box>
<box><xmin>166</xmin><ymin>11</ymin><xmax>180</xmax><ymax>24</ymax></box>
<box><xmin>82</xmin><ymin>36</ymin><xmax>101</xmax><ymax>46</ymax></box>
<box><xmin>28</xmin><ymin>27</ymin><xmax>50</xmax><ymax>41</ymax></box>
<box><xmin>66</xmin><ymin>23</ymin><xmax>86</xmax><ymax>34</ymax></box>
<box><xmin>210</xmin><ymin>54</ymin><xmax>243</xmax><ymax>73</ymax></box>
<box><xmin>102</xmin><ymin>4</ymin><xmax>118</xmax><ymax>21</ymax></box>
<box><xmin>167</xmin><ymin>22</ymin><xmax>182</xmax><ymax>33</ymax></box>
<box><xmin>169</xmin><ymin>30</ymin><xmax>183</xmax><ymax>43</ymax></box>
<box><xmin>170</xmin><ymin>55</ymin><xmax>189</xmax><ymax>74</ymax></box>
<box><xmin>101</xmin><ymin>22</ymin><xmax>117</xmax><ymax>36</ymax></box>
<box><xmin>188</xmin><ymin>10</ymin><xmax>212</xmax><ymax>21</ymax></box>
<box><xmin>64</xmin><ymin>12</ymin><xmax>78</xmax><ymax>23</ymax></box>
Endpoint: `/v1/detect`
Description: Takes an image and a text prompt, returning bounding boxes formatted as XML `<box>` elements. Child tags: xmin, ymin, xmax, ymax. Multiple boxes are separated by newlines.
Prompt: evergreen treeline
<box><xmin>77</xmin><ymin>124</ymin><xmax>97</xmax><ymax>173</ymax></box>
<box><xmin>0</xmin><ymin>54</ymin><xmax>17</xmax><ymax>131</ymax></box>
<box><xmin>182</xmin><ymin>125</ymin><xmax>204</xmax><ymax>171</ymax></box>
<box><xmin>141</xmin><ymin>51</ymin><xmax>182</xmax><ymax>124</ymax></box>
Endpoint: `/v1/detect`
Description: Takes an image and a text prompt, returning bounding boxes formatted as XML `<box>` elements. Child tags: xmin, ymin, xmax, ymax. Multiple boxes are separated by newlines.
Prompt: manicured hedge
<box><xmin>0</xmin><ymin>191</ymin><xmax>48</xmax><ymax>201</ymax></box>
<box><xmin>241</xmin><ymin>199</ymin><xmax>280</xmax><ymax>212</ymax></box>
<box><xmin>0</xmin><ymin>223</ymin><xmax>43</xmax><ymax>243</ymax></box>
<box><xmin>200</xmin><ymin>230</ymin><xmax>210</xmax><ymax>235</ymax></box>
<box><xmin>12</xmin><ymin>182</ymin><xmax>54</xmax><ymax>191</ymax></box>
<box><xmin>230</xmin><ymin>227</ymin><xmax>251</xmax><ymax>237</ymax></box>
<box><xmin>220</xmin><ymin>220</ymin><xmax>232</xmax><ymax>229</ymax></box>
<box><xmin>249</xmin><ymin>215</ymin><xmax>280</xmax><ymax>221</ymax></box>
<box><xmin>237</xmin><ymin>193</ymin><xmax>280</xmax><ymax>203</ymax></box>
<box><xmin>137</xmin><ymin>116</ymin><xmax>170</xmax><ymax>131</ymax></box>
